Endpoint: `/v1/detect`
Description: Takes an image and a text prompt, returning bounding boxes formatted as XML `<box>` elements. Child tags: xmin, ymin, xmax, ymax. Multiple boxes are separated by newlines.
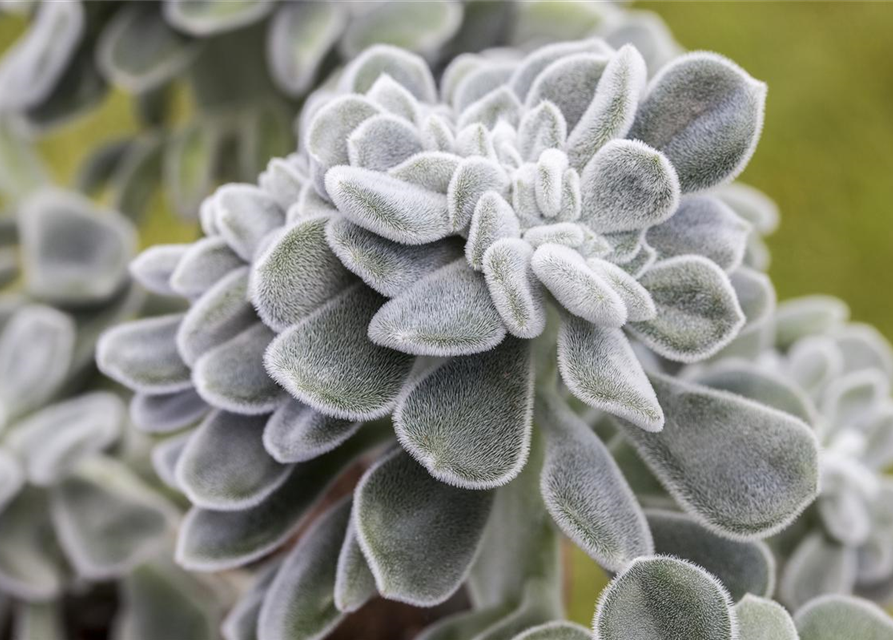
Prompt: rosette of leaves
<box><xmin>98</xmin><ymin>39</ymin><xmax>822</xmax><ymax>638</ymax></box>
<box><xmin>690</xmin><ymin>296</ymin><xmax>893</xmax><ymax>610</ymax></box>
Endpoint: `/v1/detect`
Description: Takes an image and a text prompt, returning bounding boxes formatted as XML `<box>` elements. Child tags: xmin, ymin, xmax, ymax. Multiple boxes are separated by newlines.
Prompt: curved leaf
<box><xmin>163</xmin><ymin>0</ymin><xmax>273</xmax><ymax>36</ymax></box>
<box><xmin>130</xmin><ymin>389</ymin><xmax>209</xmax><ymax>435</ymax></box>
<box><xmin>214</xmin><ymin>185</ymin><xmax>285</xmax><ymax>261</ymax></box>
<box><xmin>169</xmin><ymin>236</ymin><xmax>245</xmax><ymax>299</ymax></box>
<box><xmin>0</xmin><ymin>488</ymin><xmax>64</xmax><ymax>600</ymax></box>
<box><xmin>780</xmin><ymin>533</ymin><xmax>857</xmax><ymax>610</ymax></box>
<box><xmin>774</xmin><ymin>295</ymin><xmax>849</xmax><ymax>349</ymax></box>
<box><xmin>263</xmin><ymin>398</ymin><xmax>361</xmax><ymax>464</ymax></box>
<box><xmin>267</xmin><ymin>2</ymin><xmax>345</xmax><ymax>96</ymax></box>
<box><xmin>734</xmin><ymin>595</ymin><xmax>798</xmax><ymax>640</ymax></box>
<box><xmin>525</xmin><ymin>53</ymin><xmax>608</xmax><ymax>132</ymax></box>
<box><xmin>334</xmin><ymin>518</ymin><xmax>377</xmax><ymax>614</ymax></box>
<box><xmin>482</xmin><ymin>238</ymin><xmax>546</xmax><ymax>339</ymax></box>
<box><xmin>513</xmin><ymin>622</ymin><xmax>590</xmax><ymax>640</ymax></box>
<box><xmin>348</xmin><ymin>114</ymin><xmax>424</xmax><ymax>171</ymax></box>
<box><xmin>129</xmin><ymin>244</ymin><xmax>188</xmax><ymax>296</ymax></box>
<box><xmin>340</xmin><ymin>45</ymin><xmax>436</xmax><ymax>101</ymax></box>
<box><xmin>339</xmin><ymin>2</ymin><xmax>462</xmax><ymax>59</ymax></box>
<box><xmin>795</xmin><ymin>596</ymin><xmax>893</xmax><ymax>640</ymax></box>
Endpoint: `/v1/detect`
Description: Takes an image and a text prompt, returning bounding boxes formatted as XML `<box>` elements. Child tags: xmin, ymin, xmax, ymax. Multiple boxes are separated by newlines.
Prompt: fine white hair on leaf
<box><xmin>467</xmin><ymin>190</ymin><xmax>522</xmax><ymax>271</ymax></box>
<box><xmin>538</xmin><ymin>395</ymin><xmax>654</xmax><ymax>571</ymax></box>
<box><xmin>718</xmin><ymin>267</ymin><xmax>776</xmax><ymax>359</ymax></box>
<box><xmin>452</xmin><ymin>61</ymin><xmax>517</xmax><ymax>113</ymax></box>
<box><xmin>265</xmin><ymin>284</ymin><xmax>415</xmax><ymax>421</ymax></box>
<box><xmin>388</xmin><ymin>151</ymin><xmax>462</xmax><ymax>194</ymax></box>
<box><xmin>602</xmin><ymin>229</ymin><xmax>645</xmax><ymax>264</ymax></box>
<box><xmin>221</xmin><ymin>558</ymin><xmax>280</xmax><ymax>640</ymax></box>
<box><xmin>780</xmin><ymin>532</ymin><xmax>857</xmax><ymax>611</ymax></box>
<box><xmin>629</xmin><ymin>51</ymin><xmax>767</xmax><ymax>193</ymax></box>
<box><xmin>0</xmin><ymin>488</ymin><xmax>65</xmax><ymax>600</ymax></box>
<box><xmin>794</xmin><ymin>595</ymin><xmax>893</xmax><ymax>640</ymax></box>
<box><xmin>326</xmin><ymin>216</ymin><xmax>463</xmax><ymax>298</ymax></box>
<box><xmin>97</xmin><ymin>313</ymin><xmax>193</xmax><ymax>395</ymax></box>
<box><xmin>530</xmin><ymin>243</ymin><xmax>628</xmax><ymax>327</ymax></box>
<box><xmin>511</xmin><ymin>162</ymin><xmax>544</xmax><ymax>229</ymax></box>
<box><xmin>628</xmin><ymin>255</ymin><xmax>745</xmax><ymax>363</ymax></box>
<box><xmin>256</xmin><ymin>498</ymin><xmax>350</xmax><ymax>640</ymax></box>
<box><xmin>482</xmin><ymin>238</ymin><xmax>546</xmax><ymax>339</ymax></box>
<box><xmin>214</xmin><ymin>184</ymin><xmax>286</xmax><ymax>261</ymax></box>
<box><xmin>733</xmin><ymin>595</ymin><xmax>798</xmax><ymax>640</ymax></box>
<box><xmin>557</xmin><ymin>167</ymin><xmax>582</xmax><ymax>222</ymax></box>
<box><xmin>414</xmin><ymin>604</ymin><xmax>512</xmax><ymax>640</ymax></box>
<box><xmin>250</xmin><ymin>214</ymin><xmax>357</xmax><ymax>332</ymax></box>
<box><xmin>347</xmin><ymin>113</ymin><xmax>424</xmax><ymax>172</ymax></box>
<box><xmin>339</xmin><ymin>44</ymin><xmax>436</xmax><ymax>102</ymax></box>
<box><xmin>129</xmin><ymin>388</ymin><xmax>210</xmax><ymax>435</ymax></box>
<box><xmin>534</xmin><ymin>149</ymin><xmax>568</xmax><ymax>218</ymax></box>
<box><xmin>518</xmin><ymin>101</ymin><xmax>567</xmax><ymax>162</ymax></box>
<box><xmin>557</xmin><ymin>314</ymin><xmax>663</xmax><ymax>431</ymax></box>
<box><xmin>645</xmin><ymin>509</ymin><xmax>776</xmax><ymax>602</ymax></box>
<box><xmin>151</xmin><ymin>430</ymin><xmax>193</xmax><ymax>491</ymax></box>
<box><xmin>175</xmin><ymin>411</ymin><xmax>290</xmax><ymax>512</ymax></box>
<box><xmin>441</xmin><ymin>53</ymin><xmax>484</xmax><ymax>105</ymax></box>
<box><xmin>368</xmin><ymin>259</ymin><xmax>507</xmax><ymax>357</ymax></box>
<box><xmin>455</xmin><ymin>122</ymin><xmax>497</xmax><ymax>160</ymax></box>
<box><xmin>162</xmin><ymin>0</ymin><xmax>272</xmax><ymax>35</ymax></box>
<box><xmin>334</xmin><ymin>514</ymin><xmax>377</xmax><ymax>614</ymax></box>
<box><xmin>448</xmin><ymin>156</ymin><xmax>509</xmax><ymax>232</ymax></box>
<box><xmin>307</xmin><ymin>95</ymin><xmax>381</xmax><ymax>171</ymax></box>
<box><xmin>353</xmin><ymin>447</ymin><xmax>493</xmax><ymax>607</ymax></box>
<box><xmin>833</xmin><ymin>322</ymin><xmax>893</xmax><ymax>379</ymax></box>
<box><xmin>820</xmin><ymin>368</ymin><xmax>890</xmax><ymax>437</ymax></box>
<box><xmin>509</xmin><ymin>38</ymin><xmax>612</xmax><ymax>100</ymax></box>
<box><xmin>616</xmin><ymin>372</ymin><xmax>819</xmax><ymax>539</ymax></box>
<box><xmin>566</xmin><ymin>45</ymin><xmax>647</xmax><ymax>171</ymax></box>
<box><xmin>716</xmin><ymin>182</ymin><xmax>780</xmax><ymax>235</ymax></box>
<box><xmin>169</xmin><ymin>236</ymin><xmax>245</xmax><ymax>299</ymax></box>
<box><xmin>523</xmin><ymin>223</ymin><xmax>584</xmax><ymax>250</ymax></box>
<box><xmin>578</xmin><ymin>139</ymin><xmax>680</xmax><ymax>234</ymax></box>
<box><xmin>587</xmin><ymin>257</ymin><xmax>656</xmax><ymax>322</ymax></box>
<box><xmin>394</xmin><ymin>336</ymin><xmax>534</xmax><ymax>490</ymax></box>
<box><xmin>592</xmin><ymin>555</ymin><xmax>738</xmax><ymax>640</ymax></box>
<box><xmin>421</xmin><ymin>113</ymin><xmax>457</xmax><ymax>153</ymax></box>
<box><xmin>774</xmin><ymin>295</ymin><xmax>850</xmax><ymax>350</ymax></box>
<box><xmin>647</xmin><ymin>195</ymin><xmax>752</xmax><ymax>272</ymax></box>
<box><xmin>525</xmin><ymin>53</ymin><xmax>608</xmax><ymax>132</ymax></box>
<box><xmin>366</xmin><ymin>73</ymin><xmax>421</xmax><ymax>122</ymax></box>
<box><xmin>457</xmin><ymin>86</ymin><xmax>522</xmax><ymax>130</ymax></box>
<box><xmin>512</xmin><ymin>621</ymin><xmax>591</xmax><ymax>640</ymax></box>
<box><xmin>263</xmin><ymin>398</ymin><xmax>361</xmax><ymax>464</ymax></box>
<box><xmin>129</xmin><ymin>244</ymin><xmax>189</xmax><ymax>297</ymax></box>
<box><xmin>325</xmin><ymin>165</ymin><xmax>452</xmax><ymax>245</ymax></box>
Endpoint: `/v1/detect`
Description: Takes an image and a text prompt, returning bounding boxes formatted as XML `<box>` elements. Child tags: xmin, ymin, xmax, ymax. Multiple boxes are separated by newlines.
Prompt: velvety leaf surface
<box><xmin>334</xmin><ymin>518</ymin><xmax>377</xmax><ymax>614</ymax></box>
<box><xmin>264</xmin><ymin>398</ymin><xmax>361</xmax><ymax>464</ymax></box>
<box><xmin>214</xmin><ymin>185</ymin><xmax>285</xmax><ymax>261</ymax></box>
<box><xmin>130</xmin><ymin>389</ymin><xmax>209</xmax><ymax>435</ymax></box>
<box><xmin>0</xmin><ymin>488</ymin><xmax>64</xmax><ymax>600</ymax></box>
<box><xmin>267</xmin><ymin>2</ymin><xmax>345</xmax><ymax>96</ymax></box>
<box><xmin>129</xmin><ymin>244</ymin><xmax>188</xmax><ymax>297</ymax></box>
<box><xmin>513</xmin><ymin>622</ymin><xmax>591</xmax><ymax>640</ymax></box>
<box><xmin>734</xmin><ymin>595</ymin><xmax>798</xmax><ymax>640</ymax></box>
<box><xmin>795</xmin><ymin>596</ymin><xmax>893</xmax><ymax>640</ymax></box>
<box><xmin>170</xmin><ymin>236</ymin><xmax>245</xmax><ymax>299</ymax></box>
<box><xmin>482</xmin><ymin>239</ymin><xmax>546</xmax><ymax>339</ymax></box>
<box><xmin>780</xmin><ymin>533</ymin><xmax>857</xmax><ymax>610</ymax></box>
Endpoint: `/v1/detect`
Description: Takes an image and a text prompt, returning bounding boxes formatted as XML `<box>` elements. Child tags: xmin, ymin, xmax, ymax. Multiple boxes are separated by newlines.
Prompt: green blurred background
<box><xmin>4</xmin><ymin>1</ymin><xmax>893</xmax><ymax>627</ymax></box>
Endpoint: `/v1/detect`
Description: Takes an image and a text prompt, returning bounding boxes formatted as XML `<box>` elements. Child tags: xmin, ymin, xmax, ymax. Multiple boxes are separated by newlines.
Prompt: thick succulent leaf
<box><xmin>513</xmin><ymin>622</ymin><xmax>591</xmax><ymax>640</ymax></box>
<box><xmin>369</xmin><ymin>259</ymin><xmax>506</xmax><ymax>356</ymax></box>
<box><xmin>469</xmin><ymin>581</ymin><xmax>561</xmax><ymax>640</ymax></box>
<box><xmin>509</xmin><ymin>39</ymin><xmax>612</xmax><ymax>100</ymax></box>
<box><xmin>267</xmin><ymin>2</ymin><xmax>345</xmax><ymax>96</ymax></box>
<box><xmin>646</xmin><ymin>509</ymin><xmax>775</xmax><ymax>601</ymax></box>
<box><xmin>557</xmin><ymin>314</ymin><xmax>662</xmax><ymax>430</ymax></box>
<box><xmin>395</xmin><ymin>337</ymin><xmax>533</xmax><ymax>489</ymax></box>
<box><xmin>566</xmin><ymin>46</ymin><xmax>646</xmax><ymax>170</ymax></box>
<box><xmin>628</xmin><ymin>255</ymin><xmax>745</xmax><ymax>363</ymax></box>
<box><xmin>348</xmin><ymin>114</ymin><xmax>424</xmax><ymax>171</ymax></box>
<box><xmin>717</xmin><ymin>267</ymin><xmax>776</xmax><ymax>359</ymax></box>
<box><xmin>775</xmin><ymin>295</ymin><xmax>849</xmax><ymax>349</ymax></box>
<box><xmin>388</xmin><ymin>151</ymin><xmax>461</xmax><ymax>193</ymax></box>
<box><xmin>421</xmin><ymin>114</ymin><xmax>457</xmax><ymax>153</ymax></box>
<box><xmin>539</xmin><ymin>395</ymin><xmax>653</xmax><ymax>571</ymax></box>
<box><xmin>834</xmin><ymin>323</ymin><xmax>893</xmax><ymax>378</ymax></box>
<box><xmin>14</xmin><ymin>601</ymin><xmax>64</xmax><ymax>640</ymax></box>
<box><xmin>130</xmin><ymin>389</ymin><xmax>209</xmax><ymax>435</ymax></box>
<box><xmin>864</xmin><ymin>407</ymin><xmax>893</xmax><ymax>470</ymax></box>
<box><xmin>616</xmin><ymin>372</ymin><xmax>819</xmax><ymax>539</ymax></box>
<box><xmin>214</xmin><ymin>185</ymin><xmax>285</xmax><ymax>261</ymax></box>
<box><xmin>177</xmin><ymin>425</ymin><xmax>387</xmax><ymax>571</ymax></box>
<box><xmin>482</xmin><ymin>238</ymin><xmax>546</xmax><ymax>339</ymax></box>
<box><xmin>518</xmin><ymin>101</ymin><xmax>567</xmax><ymax>162</ymax></box>
<box><xmin>266</xmin><ymin>285</ymin><xmax>414</xmax><ymax>420</ymax></box>
<box><xmin>467</xmin><ymin>191</ymin><xmax>522</xmax><ymax>270</ymax></box>
<box><xmin>175</xmin><ymin>411</ymin><xmax>289</xmax><ymax>511</ymax></box>
<box><xmin>0</xmin><ymin>488</ymin><xmax>64</xmax><ymax>600</ymax></box>
<box><xmin>780</xmin><ymin>533</ymin><xmax>857</xmax><ymax>610</ymax></box>
<box><xmin>334</xmin><ymin>518</ymin><xmax>377</xmax><ymax>614</ymax></box>
<box><xmin>326</xmin><ymin>165</ymin><xmax>451</xmax><ymax>244</ymax></box>
<box><xmin>458</xmin><ymin>87</ymin><xmax>522</xmax><ymax>130</ymax></box>
<box><xmin>367</xmin><ymin>74</ymin><xmax>421</xmax><ymax>122</ymax></box>
<box><xmin>130</xmin><ymin>244</ymin><xmax>188</xmax><ymax>297</ymax></box>
<box><xmin>523</xmin><ymin>223</ymin><xmax>583</xmax><ymax>250</ymax></box>
<box><xmin>525</xmin><ymin>53</ymin><xmax>607</xmax><ymax>132</ymax></box>
<box><xmin>821</xmin><ymin>369</ymin><xmax>889</xmax><ymax>435</ymax></box>
<box><xmin>0</xmin><ymin>118</ymin><xmax>48</xmax><ymax>199</ymax></box>
<box><xmin>327</xmin><ymin>217</ymin><xmax>462</xmax><ymax>298</ymax></box>
<box><xmin>165</xmin><ymin>122</ymin><xmax>224</xmax><ymax>217</ymax></box>
<box><xmin>177</xmin><ymin>266</ymin><xmax>255</xmax><ymax>366</ymax></box>
<box><xmin>531</xmin><ymin>244</ymin><xmax>627</xmax><ymax>327</ymax></box>
<box><xmin>151</xmin><ymin>430</ymin><xmax>192</xmax><ymax>491</ymax></box>
<box><xmin>257</xmin><ymin>499</ymin><xmax>351</xmax><ymax>640</ymax></box>
<box><xmin>586</xmin><ymin>258</ymin><xmax>656</xmax><ymax>321</ymax></box>
<box><xmin>163</xmin><ymin>0</ymin><xmax>273</xmax><ymax>36</ymax></box>
<box><xmin>51</xmin><ymin>458</ymin><xmax>171</xmax><ymax>580</ymax></box>
<box><xmin>354</xmin><ymin>447</ymin><xmax>493</xmax><ymax>606</ymax></box>
<box><xmin>251</xmin><ymin>214</ymin><xmax>355</xmax><ymax>331</ymax></box>
<box><xmin>647</xmin><ymin>195</ymin><xmax>751</xmax><ymax>271</ymax></box>
<box><xmin>170</xmin><ymin>236</ymin><xmax>245</xmax><ymax>299</ymax></box>
<box><xmin>817</xmin><ymin>482</ymin><xmax>872</xmax><ymax>547</ymax></box>
<box><xmin>0</xmin><ymin>304</ymin><xmax>74</xmax><ymax>426</ymax></box>
<box><xmin>97</xmin><ymin>3</ymin><xmax>197</xmax><ymax>93</ymax></box>
<box><xmin>0</xmin><ymin>450</ymin><xmax>23</xmax><ymax>512</ymax></box>
<box><xmin>259</xmin><ymin>157</ymin><xmax>306</xmax><ymax>211</ymax></box>
<box><xmin>629</xmin><ymin>52</ymin><xmax>767</xmax><ymax>192</ymax></box>
<box><xmin>448</xmin><ymin>157</ymin><xmax>509</xmax><ymax>232</ymax></box>
<box><xmin>339</xmin><ymin>2</ymin><xmax>462</xmax><ymax>59</ymax></box>
<box><xmin>795</xmin><ymin>595</ymin><xmax>893</xmax><ymax>640</ymax></box>
<box><xmin>417</xmin><ymin>605</ymin><xmax>513</xmax><ymax>640</ymax></box>
<box><xmin>340</xmin><ymin>45</ymin><xmax>436</xmax><ymax>102</ymax></box>
<box><xmin>19</xmin><ymin>190</ymin><xmax>136</xmax><ymax>305</ymax></box>
<box><xmin>456</xmin><ymin>122</ymin><xmax>497</xmax><ymax>159</ymax></box>
<box><xmin>453</xmin><ymin>62</ymin><xmax>517</xmax><ymax>113</ymax></box>
<box><xmin>264</xmin><ymin>398</ymin><xmax>361</xmax><ymax>464</ymax></box>
<box><xmin>593</xmin><ymin>556</ymin><xmax>736</xmax><ymax>640</ymax></box>
<box><xmin>7</xmin><ymin>392</ymin><xmax>123</xmax><ymax>486</ymax></box>
<box><xmin>734</xmin><ymin>595</ymin><xmax>798</xmax><ymax>640</ymax></box>
<box><xmin>221</xmin><ymin>560</ymin><xmax>279</xmax><ymax>640</ymax></box>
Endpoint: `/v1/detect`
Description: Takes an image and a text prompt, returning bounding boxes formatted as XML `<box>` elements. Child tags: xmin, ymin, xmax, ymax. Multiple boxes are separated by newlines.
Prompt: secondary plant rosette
<box><xmin>98</xmin><ymin>39</ymin><xmax>821</xmax><ymax>638</ymax></box>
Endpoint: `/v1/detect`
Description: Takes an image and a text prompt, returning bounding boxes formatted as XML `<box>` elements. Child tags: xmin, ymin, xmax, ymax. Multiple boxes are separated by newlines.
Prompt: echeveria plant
<box><xmin>94</xmin><ymin>36</ymin><xmax>830</xmax><ymax>638</ymax></box>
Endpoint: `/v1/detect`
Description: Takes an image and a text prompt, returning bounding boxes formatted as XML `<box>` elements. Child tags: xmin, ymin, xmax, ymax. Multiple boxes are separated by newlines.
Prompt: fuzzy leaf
<box><xmin>19</xmin><ymin>190</ymin><xmax>136</xmax><ymax>305</ymax></box>
<box><xmin>417</xmin><ymin>605</ymin><xmax>513</xmax><ymax>640</ymax></box>
<box><xmin>587</xmin><ymin>258</ymin><xmax>656</xmax><ymax>321</ymax></box>
<box><xmin>340</xmin><ymin>45</ymin><xmax>437</xmax><ymax>102</ymax></box>
<box><xmin>0</xmin><ymin>489</ymin><xmax>64</xmax><ymax>600</ymax></box>
<box><xmin>458</xmin><ymin>87</ymin><xmax>522</xmax><ymax>130</ymax></box>
<box><xmin>326</xmin><ymin>165</ymin><xmax>451</xmax><ymax>245</ymax></box>
<box><xmin>251</xmin><ymin>214</ymin><xmax>355</xmax><ymax>331</ymax></box>
<box><xmin>482</xmin><ymin>238</ymin><xmax>546</xmax><ymax>339</ymax></box>
<box><xmin>177</xmin><ymin>267</ymin><xmax>255</xmax><ymax>367</ymax></box>
<box><xmin>170</xmin><ymin>236</ymin><xmax>245</xmax><ymax>299</ymax></box>
<box><xmin>130</xmin><ymin>389</ymin><xmax>209</xmax><ymax>435</ymax></box>
<box><xmin>821</xmin><ymin>369</ymin><xmax>889</xmax><ymax>435</ymax></box>
<box><xmin>97</xmin><ymin>314</ymin><xmax>192</xmax><ymax>395</ymax></box>
<box><xmin>775</xmin><ymin>296</ymin><xmax>849</xmax><ymax>349</ymax></box>
<box><xmin>259</xmin><ymin>157</ymin><xmax>306</xmax><ymax>211</ymax></box>
<box><xmin>566</xmin><ymin>46</ymin><xmax>647</xmax><ymax>170</ymax></box>
<box><xmin>795</xmin><ymin>596</ymin><xmax>893</xmax><ymax>640</ymax></box>
<box><xmin>166</xmin><ymin>122</ymin><xmax>223</xmax><ymax>218</ymax></box>
<box><xmin>525</xmin><ymin>53</ymin><xmax>607</xmax><ymax>132</ymax></box>
<box><xmin>647</xmin><ymin>195</ymin><xmax>751</xmax><ymax>271</ymax></box>
<box><xmin>221</xmin><ymin>561</ymin><xmax>279</xmax><ymax>640</ymax></box>
<box><xmin>835</xmin><ymin>323</ymin><xmax>893</xmax><ymax>378</ymax></box>
<box><xmin>263</xmin><ymin>398</ymin><xmax>361</xmax><ymax>464</ymax></box>
<box><xmin>453</xmin><ymin>63</ymin><xmax>517</xmax><ymax>113</ymax></box>
<box><xmin>388</xmin><ymin>151</ymin><xmax>462</xmax><ymax>193</ymax></box>
<box><xmin>534</xmin><ymin>149</ymin><xmax>568</xmax><ymax>218</ymax></box>
<box><xmin>348</xmin><ymin>114</ymin><xmax>424</xmax><ymax>171</ymax></box>
<box><xmin>734</xmin><ymin>595</ymin><xmax>798</xmax><ymax>640</ymax></box>
<box><xmin>557</xmin><ymin>314</ymin><xmax>662</xmax><ymax>430</ymax></box>
<box><xmin>257</xmin><ymin>499</ymin><xmax>351</xmax><ymax>640</ymax></box>
<box><xmin>531</xmin><ymin>244</ymin><xmax>627</xmax><ymax>327</ymax></box>
<box><xmin>267</xmin><ymin>2</ymin><xmax>345</xmax><ymax>96</ymax></box>
<box><xmin>151</xmin><ymin>431</ymin><xmax>192</xmax><ymax>491</ymax></box>
<box><xmin>509</xmin><ymin>39</ymin><xmax>612</xmax><ymax>100</ymax></box>
<box><xmin>214</xmin><ymin>185</ymin><xmax>285</xmax><ymax>261</ymax></box>
<box><xmin>327</xmin><ymin>217</ymin><xmax>462</xmax><ymax>298</ymax></box>
<box><xmin>629</xmin><ymin>52</ymin><xmax>767</xmax><ymax>192</ymax></box>
<box><xmin>518</xmin><ymin>101</ymin><xmax>567</xmax><ymax>162</ymax></box>
<box><xmin>593</xmin><ymin>556</ymin><xmax>736</xmax><ymax>640</ymax></box>
<box><xmin>616</xmin><ymin>372</ymin><xmax>819</xmax><ymax>539</ymax></box>
<box><xmin>539</xmin><ymin>396</ymin><xmax>653</xmax><ymax>571</ymax></box>
<box><xmin>780</xmin><ymin>533</ymin><xmax>857</xmax><ymax>610</ymax></box>
<box><xmin>129</xmin><ymin>244</ymin><xmax>188</xmax><ymax>296</ymax></box>
<box><xmin>334</xmin><ymin>518</ymin><xmax>377</xmax><ymax>614</ymax></box>
<box><xmin>163</xmin><ymin>0</ymin><xmax>273</xmax><ymax>36</ymax></box>
<box><xmin>367</xmin><ymin>74</ymin><xmax>421</xmax><ymax>122</ymax></box>
<box><xmin>466</xmin><ymin>191</ymin><xmax>521</xmax><ymax>271</ymax></box>
<box><xmin>523</xmin><ymin>223</ymin><xmax>584</xmax><ymax>250</ymax></box>
<box><xmin>339</xmin><ymin>2</ymin><xmax>462</xmax><ymax>60</ymax></box>
<box><xmin>355</xmin><ymin>447</ymin><xmax>493</xmax><ymax>606</ymax></box>
<box><xmin>395</xmin><ymin>337</ymin><xmax>533</xmax><ymax>489</ymax></box>
<box><xmin>369</xmin><ymin>259</ymin><xmax>506</xmax><ymax>356</ymax></box>
<box><xmin>266</xmin><ymin>285</ymin><xmax>414</xmax><ymax>421</ymax></box>
<box><xmin>513</xmin><ymin>622</ymin><xmax>591</xmax><ymax>640</ymax></box>
<box><xmin>578</xmin><ymin>139</ymin><xmax>680</xmax><ymax>234</ymax></box>
<box><xmin>628</xmin><ymin>255</ymin><xmax>745</xmax><ymax>362</ymax></box>
<box><xmin>646</xmin><ymin>509</ymin><xmax>775</xmax><ymax>601</ymax></box>
<box><xmin>448</xmin><ymin>157</ymin><xmax>509</xmax><ymax>232</ymax></box>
